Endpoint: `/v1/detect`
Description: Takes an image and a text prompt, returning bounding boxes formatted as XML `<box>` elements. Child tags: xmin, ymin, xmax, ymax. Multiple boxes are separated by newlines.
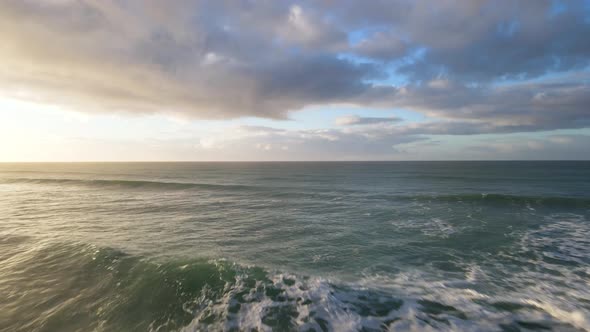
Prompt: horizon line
<box><xmin>1</xmin><ymin>160</ymin><xmax>589</xmax><ymax>163</ymax></box>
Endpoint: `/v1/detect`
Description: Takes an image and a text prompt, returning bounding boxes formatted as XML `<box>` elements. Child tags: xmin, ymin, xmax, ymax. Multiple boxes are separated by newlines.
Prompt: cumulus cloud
<box><xmin>0</xmin><ymin>0</ymin><xmax>589</xmax><ymax>137</ymax></box>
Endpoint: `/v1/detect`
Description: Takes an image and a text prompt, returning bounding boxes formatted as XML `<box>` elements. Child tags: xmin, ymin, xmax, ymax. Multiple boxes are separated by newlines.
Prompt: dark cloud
<box><xmin>401</xmin><ymin>1</ymin><xmax>590</xmax><ymax>81</ymax></box>
<box><xmin>353</xmin><ymin>77</ymin><xmax>590</xmax><ymax>133</ymax></box>
<box><xmin>352</xmin><ymin>30</ymin><xmax>409</xmax><ymax>61</ymax></box>
<box><xmin>323</xmin><ymin>0</ymin><xmax>590</xmax><ymax>80</ymax></box>
<box><xmin>0</xmin><ymin>0</ymin><xmax>589</xmax><ymax>136</ymax></box>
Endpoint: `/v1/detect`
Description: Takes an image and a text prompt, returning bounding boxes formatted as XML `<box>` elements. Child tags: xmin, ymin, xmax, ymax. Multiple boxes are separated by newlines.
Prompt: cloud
<box><xmin>173</xmin><ymin>124</ymin><xmax>590</xmax><ymax>160</ymax></box>
<box><xmin>0</xmin><ymin>1</ymin><xmax>374</xmax><ymax>119</ymax></box>
<box><xmin>335</xmin><ymin>115</ymin><xmax>401</xmax><ymax>126</ymax></box>
<box><xmin>190</xmin><ymin>124</ymin><xmax>429</xmax><ymax>160</ymax></box>
<box><xmin>279</xmin><ymin>4</ymin><xmax>347</xmax><ymax>49</ymax></box>
<box><xmin>330</xmin><ymin>0</ymin><xmax>590</xmax><ymax>80</ymax></box>
<box><xmin>0</xmin><ymin>0</ymin><xmax>588</xmax><ymax>138</ymax></box>
<box><xmin>356</xmin><ymin>77</ymin><xmax>590</xmax><ymax>133</ymax></box>
<box><xmin>352</xmin><ymin>30</ymin><xmax>409</xmax><ymax>61</ymax></box>
<box><xmin>463</xmin><ymin>134</ymin><xmax>590</xmax><ymax>160</ymax></box>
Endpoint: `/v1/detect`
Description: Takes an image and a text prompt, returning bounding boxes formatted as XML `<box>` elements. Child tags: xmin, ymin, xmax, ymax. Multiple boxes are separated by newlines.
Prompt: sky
<box><xmin>0</xmin><ymin>0</ymin><xmax>589</xmax><ymax>161</ymax></box>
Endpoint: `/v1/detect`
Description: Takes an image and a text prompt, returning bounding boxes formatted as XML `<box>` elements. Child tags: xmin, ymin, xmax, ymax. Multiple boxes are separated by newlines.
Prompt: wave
<box><xmin>0</xmin><ymin>177</ymin><xmax>256</xmax><ymax>191</ymax></box>
<box><xmin>2</xmin><ymin>177</ymin><xmax>590</xmax><ymax>209</ymax></box>
<box><xmin>392</xmin><ymin>193</ymin><xmax>590</xmax><ymax>208</ymax></box>
<box><xmin>1</xmin><ymin>239</ymin><xmax>587</xmax><ymax>332</ymax></box>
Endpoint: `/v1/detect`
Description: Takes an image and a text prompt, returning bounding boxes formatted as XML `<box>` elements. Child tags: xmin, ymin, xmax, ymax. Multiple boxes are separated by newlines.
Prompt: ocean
<box><xmin>0</xmin><ymin>161</ymin><xmax>589</xmax><ymax>331</ymax></box>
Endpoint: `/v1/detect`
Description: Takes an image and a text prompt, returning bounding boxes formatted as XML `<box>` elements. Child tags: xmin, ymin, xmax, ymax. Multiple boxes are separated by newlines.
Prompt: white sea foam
<box><xmin>390</xmin><ymin>216</ymin><xmax>459</xmax><ymax>239</ymax></box>
<box><xmin>179</xmin><ymin>265</ymin><xmax>589</xmax><ymax>331</ymax></box>
<box><xmin>179</xmin><ymin>213</ymin><xmax>590</xmax><ymax>331</ymax></box>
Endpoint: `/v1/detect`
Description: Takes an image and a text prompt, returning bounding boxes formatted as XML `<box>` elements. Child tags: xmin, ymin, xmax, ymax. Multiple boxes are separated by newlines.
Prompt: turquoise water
<box><xmin>1</xmin><ymin>162</ymin><xmax>589</xmax><ymax>331</ymax></box>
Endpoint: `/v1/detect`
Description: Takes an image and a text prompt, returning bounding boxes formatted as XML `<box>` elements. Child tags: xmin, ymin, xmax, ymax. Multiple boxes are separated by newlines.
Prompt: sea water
<box><xmin>1</xmin><ymin>161</ymin><xmax>589</xmax><ymax>331</ymax></box>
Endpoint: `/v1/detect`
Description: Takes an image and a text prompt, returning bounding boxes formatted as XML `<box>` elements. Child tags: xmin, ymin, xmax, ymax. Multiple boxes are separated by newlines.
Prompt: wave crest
<box><xmin>0</xmin><ymin>177</ymin><xmax>254</xmax><ymax>191</ymax></box>
<box><xmin>1</xmin><ymin>240</ymin><xmax>587</xmax><ymax>332</ymax></box>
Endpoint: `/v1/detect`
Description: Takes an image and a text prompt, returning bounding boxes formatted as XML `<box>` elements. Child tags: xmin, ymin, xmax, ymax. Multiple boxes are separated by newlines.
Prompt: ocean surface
<box><xmin>1</xmin><ymin>161</ymin><xmax>589</xmax><ymax>332</ymax></box>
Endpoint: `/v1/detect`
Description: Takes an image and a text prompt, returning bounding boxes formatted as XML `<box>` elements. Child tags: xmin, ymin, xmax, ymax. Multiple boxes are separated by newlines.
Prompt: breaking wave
<box><xmin>1</xmin><ymin>238</ymin><xmax>588</xmax><ymax>332</ymax></box>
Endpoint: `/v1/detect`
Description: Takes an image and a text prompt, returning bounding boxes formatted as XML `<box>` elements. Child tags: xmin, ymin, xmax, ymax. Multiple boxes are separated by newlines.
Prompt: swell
<box><xmin>0</xmin><ymin>177</ymin><xmax>256</xmax><ymax>191</ymax></box>
<box><xmin>2</xmin><ymin>177</ymin><xmax>589</xmax><ymax>209</ymax></box>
